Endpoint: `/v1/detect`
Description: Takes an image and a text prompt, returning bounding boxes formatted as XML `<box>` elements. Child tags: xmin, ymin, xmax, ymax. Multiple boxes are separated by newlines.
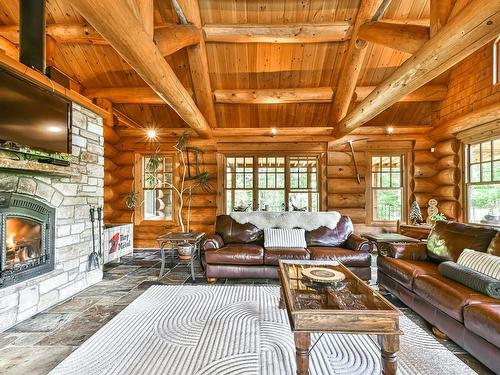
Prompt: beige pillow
<box><xmin>457</xmin><ymin>249</ymin><xmax>500</xmax><ymax>280</ymax></box>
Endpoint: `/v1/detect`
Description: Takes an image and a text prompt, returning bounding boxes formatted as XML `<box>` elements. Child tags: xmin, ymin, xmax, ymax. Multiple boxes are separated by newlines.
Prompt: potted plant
<box><xmin>428</xmin><ymin>212</ymin><xmax>447</xmax><ymax>226</ymax></box>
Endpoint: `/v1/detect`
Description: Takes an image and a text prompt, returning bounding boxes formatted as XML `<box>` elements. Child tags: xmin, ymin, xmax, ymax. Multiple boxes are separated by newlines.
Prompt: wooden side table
<box><xmin>362</xmin><ymin>233</ymin><xmax>421</xmax><ymax>256</ymax></box>
<box><xmin>157</xmin><ymin>232</ymin><xmax>205</xmax><ymax>281</ymax></box>
<box><xmin>397</xmin><ymin>221</ymin><xmax>432</xmax><ymax>240</ymax></box>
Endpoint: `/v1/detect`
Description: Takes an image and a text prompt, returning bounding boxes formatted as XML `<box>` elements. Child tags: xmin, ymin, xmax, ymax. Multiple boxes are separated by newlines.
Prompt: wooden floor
<box><xmin>0</xmin><ymin>250</ymin><xmax>493</xmax><ymax>375</ymax></box>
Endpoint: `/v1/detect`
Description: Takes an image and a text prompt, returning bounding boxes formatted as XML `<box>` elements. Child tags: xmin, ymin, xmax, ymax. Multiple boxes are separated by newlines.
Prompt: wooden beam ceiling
<box><xmin>85</xmin><ymin>85</ymin><xmax>446</xmax><ymax>105</ymax></box>
<box><xmin>69</xmin><ymin>0</ymin><xmax>211</xmax><ymax>137</ymax></box>
<box><xmin>203</xmin><ymin>23</ymin><xmax>352</xmax><ymax>43</ymax></box>
<box><xmin>334</xmin><ymin>0</ymin><xmax>500</xmax><ymax>138</ymax></box>
<box><xmin>430</xmin><ymin>0</ymin><xmax>456</xmax><ymax>37</ymax></box>
<box><xmin>358</xmin><ymin>21</ymin><xmax>430</xmax><ymax>54</ymax></box>
<box><xmin>0</xmin><ymin>23</ymin><xmax>200</xmax><ymax>56</ymax></box>
<box><xmin>173</xmin><ymin>0</ymin><xmax>218</xmax><ymax>129</ymax></box>
<box><xmin>329</xmin><ymin>0</ymin><xmax>385</xmax><ymax>125</ymax></box>
<box><xmin>0</xmin><ymin>35</ymin><xmax>18</xmax><ymax>60</ymax></box>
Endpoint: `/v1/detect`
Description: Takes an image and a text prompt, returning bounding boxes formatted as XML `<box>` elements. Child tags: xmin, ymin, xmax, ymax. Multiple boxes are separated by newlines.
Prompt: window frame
<box><xmin>464</xmin><ymin>137</ymin><xmax>500</xmax><ymax>227</ymax></box>
<box><xmin>220</xmin><ymin>152</ymin><xmax>323</xmax><ymax>213</ymax></box>
<box><xmin>133</xmin><ymin>152</ymin><xmax>178</xmax><ymax>225</ymax></box>
<box><xmin>366</xmin><ymin>151</ymin><xmax>410</xmax><ymax>224</ymax></box>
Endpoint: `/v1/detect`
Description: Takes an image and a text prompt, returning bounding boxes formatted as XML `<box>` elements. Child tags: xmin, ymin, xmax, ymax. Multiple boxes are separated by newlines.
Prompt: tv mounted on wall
<box><xmin>0</xmin><ymin>67</ymin><xmax>71</xmax><ymax>154</ymax></box>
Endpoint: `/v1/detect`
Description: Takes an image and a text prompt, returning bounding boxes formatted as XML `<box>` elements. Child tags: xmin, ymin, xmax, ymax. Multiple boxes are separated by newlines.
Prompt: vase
<box><xmin>177</xmin><ymin>243</ymin><xmax>193</xmax><ymax>260</ymax></box>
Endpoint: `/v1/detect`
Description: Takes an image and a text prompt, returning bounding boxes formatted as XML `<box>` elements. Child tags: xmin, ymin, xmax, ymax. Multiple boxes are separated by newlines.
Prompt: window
<box><xmin>466</xmin><ymin>138</ymin><xmax>500</xmax><ymax>225</ymax></box>
<box><xmin>224</xmin><ymin>155</ymin><xmax>320</xmax><ymax>213</ymax></box>
<box><xmin>370</xmin><ymin>155</ymin><xmax>404</xmax><ymax>221</ymax></box>
<box><xmin>141</xmin><ymin>155</ymin><xmax>174</xmax><ymax>221</ymax></box>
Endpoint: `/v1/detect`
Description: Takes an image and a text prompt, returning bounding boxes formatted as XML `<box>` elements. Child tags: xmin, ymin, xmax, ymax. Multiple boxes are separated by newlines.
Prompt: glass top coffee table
<box><xmin>278</xmin><ymin>260</ymin><xmax>402</xmax><ymax>375</ymax></box>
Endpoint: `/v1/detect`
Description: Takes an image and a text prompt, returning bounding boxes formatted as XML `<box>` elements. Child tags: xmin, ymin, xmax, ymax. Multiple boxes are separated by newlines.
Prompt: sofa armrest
<box><xmin>344</xmin><ymin>234</ymin><xmax>372</xmax><ymax>252</ymax></box>
<box><xmin>387</xmin><ymin>242</ymin><xmax>428</xmax><ymax>260</ymax></box>
<box><xmin>202</xmin><ymin>234</ymin><xmax>224</xmax><ymax>251</ymax></box>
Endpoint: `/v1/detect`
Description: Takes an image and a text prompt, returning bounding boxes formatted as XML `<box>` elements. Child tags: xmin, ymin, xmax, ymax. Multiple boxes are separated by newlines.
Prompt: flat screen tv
<box><xmin>0</xmin><ymin>67</ymin><xmax>71</xmax><ymax>153</ymax></box>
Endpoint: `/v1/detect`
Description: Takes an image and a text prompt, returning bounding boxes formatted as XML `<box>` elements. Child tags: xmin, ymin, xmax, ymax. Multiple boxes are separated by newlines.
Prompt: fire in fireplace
<box><xmin>0</xmin><ymin>192</ymin><xmax>55</xmax><ymax>288</ymax></box>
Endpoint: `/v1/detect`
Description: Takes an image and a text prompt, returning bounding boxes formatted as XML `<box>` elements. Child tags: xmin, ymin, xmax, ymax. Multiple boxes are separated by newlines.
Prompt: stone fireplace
<box><xmin>0</xmin><ymin>104</ymin><xmax>104</xmax><ymax>331</ymax></box>
<box><xmin>0</xmin><ymin>193</ymin><xmax>56</xmax><ymax>288</ymax></box>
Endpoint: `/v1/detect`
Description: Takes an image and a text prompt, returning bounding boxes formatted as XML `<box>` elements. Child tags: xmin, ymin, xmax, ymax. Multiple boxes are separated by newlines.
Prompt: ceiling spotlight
<box><xmin>47</xmin><ymin>126</ymin><xmax>62</xmax><ymax>133</ymax></box>
<box><xmin>386</xmin><ymin>126</ymin><xmax>394</xmax><ymax>134</ymax></box>
<box><xmin>146</xmin><ymin>129</ymin><xmax>157</xmax><ymax>139</ymax></box>
<box><xmin>270</xmin><ymin>128</ymin><xmax>277</xmax><ymax>136</ymax></box>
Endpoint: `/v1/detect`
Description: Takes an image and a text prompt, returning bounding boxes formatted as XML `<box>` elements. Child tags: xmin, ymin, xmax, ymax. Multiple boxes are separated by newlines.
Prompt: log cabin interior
<box><xmin>0</xmin><ymin>0</ymin><xmax>499</xmax><ymax>374</ymax></box>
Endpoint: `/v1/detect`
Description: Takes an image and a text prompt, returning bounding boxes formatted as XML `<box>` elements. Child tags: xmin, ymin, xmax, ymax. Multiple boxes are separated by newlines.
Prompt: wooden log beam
<box><xmin>84</xmin><ymin>86</ymin><xmax>195</xmax><ymax>103</ymax></box>
<box><xmin>329</xmin><ymin>0</ymin><xmax>384</xmax><ymax>125</ymax></box>
<box><xmin>203</xmin><ymin>23</ymin><xmax>352</xmax><ymax>43</ymax></box>
<box><xmin>430</xmin><ymin>102</ymin><xmax>500</xmax><ymax>141</ymax></box>
<box><xmin>173</xmin><ymin>0</ymin><xmax>218</xmax><ymax>129</ymax></box>
<box><xmin>0</xmin><ymin>23</ymin><xmax>200</xmax><ymax>56</ymax></box>
<box><xmin>380</xmin><ymin>18</ymin><xmax>430</xmax><ymax>26</ymax></box>
<box><xmin>128</xmin><ymin>0</ymin><xmax>154</xmax><ymax>37</ymax></box>
<box><xmin>430</xmin><ymin>0</ymin><xmax>456</xmax><ymax>37</ymax></box>
<box><xmin>358</xmin><ymin>21</ymin><xmax>430</xmax><ymax>54</ymax></box>
<box><xmin>334</xmin><ymin>0</ymin><xmax>500</xmax><ymax>138</ymax></box>
<box><xmin>70</xmin><ymin>0</ymin><xmax>211</xmax><ymax>138</ymax></box>
<box><xmin>0</xmin><ymin>35</ymin><xmax>18</xmax><ymax>60</ymax></box>
<box><xmin>354</xmin><ymin>85</ymin><xmax>447</xmax><ymax>102</ymax></box>
<box><xmin>214</xmin><ymin>87</ymin><xmax>335</xmax><ymax>104</ymax></box>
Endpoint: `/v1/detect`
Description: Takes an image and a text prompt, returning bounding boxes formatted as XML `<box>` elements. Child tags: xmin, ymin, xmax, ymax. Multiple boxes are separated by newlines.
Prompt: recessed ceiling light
<box><xmin>270</xmin><ymin>128</ymin><xmax>277</xmax><ymax>136</ymax></box>
<box><xmin>146</xmin><ymin>129</ymin><xmax>157</xmax><ymax>139</ymax></box>
<box><xmin>386</xmin><ymin>127</ymin><xmax>394</xmax><ymax>134</ymax></box>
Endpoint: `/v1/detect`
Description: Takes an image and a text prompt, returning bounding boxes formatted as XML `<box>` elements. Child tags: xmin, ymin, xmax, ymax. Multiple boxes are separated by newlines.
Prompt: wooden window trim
<box><xmin>366</xmin><ymin>151</ymin><xmax>411</xmax><ymax>225</ymax></box>
<box><xmin>494</xmin><ymin>35</ymin><xmax>500</xmax><ymax>86</ymax></box>
<box><xmin>464</xmin><ymin>136</ymin><xmax>500</xmax><ymax>227</ymax></box>
<box><xmin>133</xmin><ymin>151</ymin><xmax>178</xmax><ymax>226</ymax></box>
<box><xmin>217</xmin><ymin>151</ymin><xmax>325</xmax><ymax>214</ymax></box>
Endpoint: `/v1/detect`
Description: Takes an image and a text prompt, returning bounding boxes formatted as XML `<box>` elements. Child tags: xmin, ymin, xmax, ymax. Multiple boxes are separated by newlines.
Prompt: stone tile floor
<box><xmin>0</xmin><ymin>250</ymin><xmax>493</xmax><ymax>375</ymax></box>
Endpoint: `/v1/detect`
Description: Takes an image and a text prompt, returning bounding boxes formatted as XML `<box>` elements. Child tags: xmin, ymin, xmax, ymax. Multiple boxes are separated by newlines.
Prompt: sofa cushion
<box><xmin>487</xmin><ymin>231</ymin><xmax>500</xmax><ymax>256</ymax></box>
<box><xmin>264</xmin><ymin>228</ymin><xmax>307</xmax><ymax>248</ymax></box>
<box><xmin>215</xmin><ymin>215</ymin><xmax>262</xmax><ymax>244</ymax></box>
<box><xmin>264</xmin><ymin>247</ymin><xmax>309</xmax><ymax>266</ymax></box>
<box><xmin>204</xmin><ymin>244</ymin><xmax>264</xmax><ymax>265</ymax></box>
<box><xmin>426</xmin><ymin>221</ymin><xmax>497</xmax><ymax>263</ymax></box>
<box><xmin>463</xmin><ymin>303</ymin><xmax>500</xmax><ymax>347</ymax></box>
<box><xmin>457</xmin><ymin>249</ymin><xmax>500</xmax><ymax>279</ymax></box>
<box><xmin>413</xmin><ymin>274</ymin><xmax>496</xmax><ymax>322</ymax></box>
<box><xmin>309</xmin><ymin>247</ymin><xmax>371</xmax><ymax>267</ymax></box>
<box><xmin>377</xmin><ymin>257</ymin><xmax>439</xmax><ymax>289</ymax></box>
<box><xmin>306</xmin><ymin>216</ymin><xmax>353</xmax><ymax>247</ymax></box>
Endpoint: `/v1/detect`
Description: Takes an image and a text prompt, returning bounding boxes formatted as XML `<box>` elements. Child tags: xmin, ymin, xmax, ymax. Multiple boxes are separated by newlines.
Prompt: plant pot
<box><xmin>177</xmin><ymin>243</ymin><xmax>193</xmax><ymax>260</ymax></box>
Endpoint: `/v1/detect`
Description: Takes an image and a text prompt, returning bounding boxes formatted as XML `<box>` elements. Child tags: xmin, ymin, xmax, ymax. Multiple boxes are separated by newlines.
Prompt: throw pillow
<box><xmin>457</xmin><ymin>248</ymin><xmax>500</xmax><ymax>279</ymax></box>
<box><xmin>264</xmin><ymin>228</ymin><xmax>307</xmax><ymax>248</ymax></box>
<box><xmin>438</xmin><ymin>261</ymin><xmax>500</xmax><ymax>298</ymax></box>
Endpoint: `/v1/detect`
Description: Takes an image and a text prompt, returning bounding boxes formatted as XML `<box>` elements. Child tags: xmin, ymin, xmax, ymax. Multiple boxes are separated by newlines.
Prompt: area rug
<box><xmin>49</xmin><ymin>285</ymin><xmax>476</xmax><ymax>375</ymax></box>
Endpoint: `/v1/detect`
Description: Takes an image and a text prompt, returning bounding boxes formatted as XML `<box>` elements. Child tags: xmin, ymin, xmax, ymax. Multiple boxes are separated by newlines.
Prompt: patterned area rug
<box><xmin>49</xmin><ymin>285</ymin><xmax>476</xmax><ymax>375</ymax></box>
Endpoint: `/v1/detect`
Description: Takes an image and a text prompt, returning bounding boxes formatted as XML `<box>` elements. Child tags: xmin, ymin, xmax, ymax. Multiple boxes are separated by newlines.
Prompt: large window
<box><xmin>224</xmin><ymin>155</ymin><xmax>320</xmax><ymax>213</ymax></box>
<box><xmin>466</xmin><ymin>138</ymin><xmax>500</xmax><ymax>225</ymax></box>
<box><xmin>141</xmin><ymin>155</ymin><xmax>174</xmax><ymax>221</ymax></box>
<box><xmin>370</xmin><ymin>155</ymin><xmax>404</xmax><ymax>221</ymax></box>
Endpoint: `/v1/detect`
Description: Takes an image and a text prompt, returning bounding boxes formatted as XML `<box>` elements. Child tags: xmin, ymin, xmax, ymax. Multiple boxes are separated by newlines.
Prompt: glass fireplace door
<box><xmin>5</xmin><ymin>217</ymin><xmax>43</xmax><ymax>271</ymax></box>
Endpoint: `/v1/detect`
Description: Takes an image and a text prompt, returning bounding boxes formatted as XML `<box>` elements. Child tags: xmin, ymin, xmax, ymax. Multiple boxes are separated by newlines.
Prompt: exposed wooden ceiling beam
<box><xmin>0</xmin><ymin>23</ymin><xmax>200</xmax><ymax>56</ymax></box>
<box><xmin>128</xmin><ymin>0</ymin><xmax>154</xmax><ymax>37</ymax></box>
<box><xmin>329</xmin><ymin>0</ymin><xmax>385</xmax><ymax>125</ymax></box>
<box><xmin>430</xmin><ymin>102</ymin><xmax>500</xmax><ymax>141</ymax></box>
<box><xmin>113</xmin><ymin>108</ymin><xmax>144</xmax><ymax>128</ymax></box>
<box><xmin>380</xmin><ymin>18</ymin><xmax>430</xmax><ymax>26</ymax></box>
<box><xmin>171</xmin><ymin>0</ymin><xmax>218</xmax><ymax>129</ymax></box>
<box><xmin>0</xmin><ymin>35</ymin><xmax>18</xmax><ymax>60</ymax></box>
<box><xmin>354</xmin><ymin>85</ymin><xmax>447</xmax><ymax>102</ymax></box>
<box><xmin>203</xmin><ymin>23</ymin><xmax>352</xmax><ymax>43</ymax></box>
<box><xmin>214</xmin><ymin>87</ymin><xmax>335</xmax><ymax>104</ymax></box>
<box><xmin>430</xmin><ymin>0</ymin><xmax>456</xmax><ymax>37</ymax></box>
<box><xmin>334</xmin><ymin>0</ymin><xmax>500</xmax><ymax>138</ymax></box>
<box><xmin>85</xmin><ymin>84</ymin><xmax>446</xmax><ymax>104</ymax></box>
<box><xmin>358</xmin><ymin>21</ymin><xmax>430</xmax><ymax>54</ymax></box>
<box><xmin>70</xmin><ymin>0</ymin><xmax>211</xmax><ymax>138</ymax></box>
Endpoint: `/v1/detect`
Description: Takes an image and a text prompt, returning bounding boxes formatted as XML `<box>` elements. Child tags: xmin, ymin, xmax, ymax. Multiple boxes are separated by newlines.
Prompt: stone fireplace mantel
<box><xmin>0</xmin><ymin>159</ymin><xmax>80</xmax><ymax>177</ymax></box>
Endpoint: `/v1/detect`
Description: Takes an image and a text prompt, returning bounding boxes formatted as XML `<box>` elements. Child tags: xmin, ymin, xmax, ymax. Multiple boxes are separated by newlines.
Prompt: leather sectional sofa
<box><xmin>377</xmin><ymin>221</ymin><xmax>499</xmax><ymax>372</ymax></box>
<box><xmin>202</xmin><ymin>214</ymin><xmax>372</xmax><ymax>280</ymax></box>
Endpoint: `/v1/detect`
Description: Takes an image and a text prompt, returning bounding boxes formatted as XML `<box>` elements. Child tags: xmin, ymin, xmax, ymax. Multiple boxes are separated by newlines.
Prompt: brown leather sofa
<box><xmin>377</xmin><ymin>221</ymin><xmax>500</xmax><ymax>372</ymax></box>
<box><xmin>202</xmin><ymin>214</ymin><xmax>372</xmax><ymax>280</ymax></box>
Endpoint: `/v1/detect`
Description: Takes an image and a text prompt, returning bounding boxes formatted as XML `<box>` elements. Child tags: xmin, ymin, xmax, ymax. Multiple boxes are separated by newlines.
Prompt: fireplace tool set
<box><xmin>88</xmin><ymin>205</ymin><xmax>103</xmax><ymax>270</ymax></box>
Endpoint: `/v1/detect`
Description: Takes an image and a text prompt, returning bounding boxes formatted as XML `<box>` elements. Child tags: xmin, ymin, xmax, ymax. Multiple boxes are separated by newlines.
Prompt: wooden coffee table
<box><xmin>278</xmin><ymin>260</ymin><xmax>402</xmax><ymax>375</ymax></box>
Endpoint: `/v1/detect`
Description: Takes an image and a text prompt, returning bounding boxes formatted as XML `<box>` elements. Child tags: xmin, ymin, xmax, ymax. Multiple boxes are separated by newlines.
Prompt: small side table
<box><xmin>362</xmin><ymin>233</ymin><xmax>421</xmax><ymax>256</ymax></box>
<box><xmin>157</xmin><ymin>232</ymin><xmax>205</xmax><ymax>281</ymax></box>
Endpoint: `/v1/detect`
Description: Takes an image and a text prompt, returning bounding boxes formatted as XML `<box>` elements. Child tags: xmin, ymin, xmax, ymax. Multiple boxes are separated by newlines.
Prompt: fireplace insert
<box><xmin>0</xmin><ymin>192</ymin><xmax>55</xmax><ymax>288</ymax></box>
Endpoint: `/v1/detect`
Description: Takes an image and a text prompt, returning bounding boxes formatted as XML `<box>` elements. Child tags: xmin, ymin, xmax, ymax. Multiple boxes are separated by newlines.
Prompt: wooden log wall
<box><xmin>428</xmin><ymin>42</ymin><xmax>499</xmax><ymax>221</ymax></box>
<box><xmin>108</xmin><ymin>132</ymin><xmax>218</xmax><ymax>248</ymax></box>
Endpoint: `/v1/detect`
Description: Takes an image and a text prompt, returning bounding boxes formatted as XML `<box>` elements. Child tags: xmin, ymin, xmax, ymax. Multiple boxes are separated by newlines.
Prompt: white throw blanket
<box><xmin>229</xmin><ymin>211</ymin><xmax>341</xmax><ymax>231</ymax></box>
